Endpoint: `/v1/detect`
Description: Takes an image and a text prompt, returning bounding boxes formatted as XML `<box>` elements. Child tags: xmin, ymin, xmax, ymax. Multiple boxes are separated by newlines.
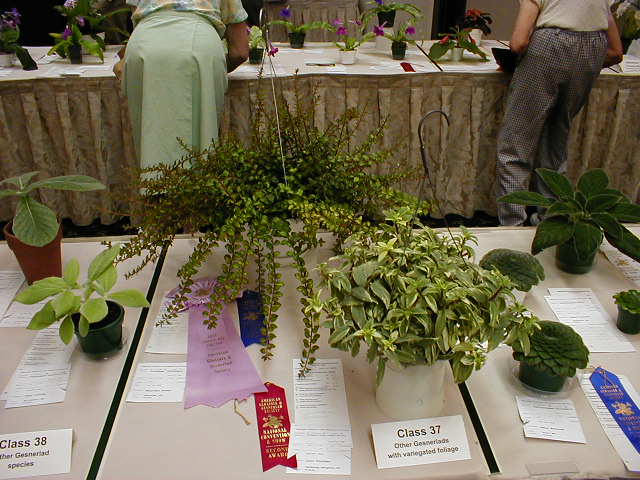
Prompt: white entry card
<box><xmin>0</xmin><ymin>429</ymin><xmax>72</xmax><ymax>479</ymax></box>
<box><xmin>371</xmin><ymin>415</ymin><xmax>471</xmax><ymax>469</ymax></box>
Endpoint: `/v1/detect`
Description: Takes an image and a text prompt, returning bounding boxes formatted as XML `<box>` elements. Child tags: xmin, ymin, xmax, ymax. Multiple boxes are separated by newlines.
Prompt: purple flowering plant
<box><xmin>0</xmin><ymin>9</ymin><xmax>37</xmax><ymax>70</ymax></box>
<box><xmin>330</xmin><ymin>18</ymin><xmax>375</xmax><ymax>51</ymax></box>
<box><xmin>378</xmin><ymin>21</ymin><xmax>417</xmax><ymax>44</ymax></box>
<box><xmin>269</xmin><ymin>5</ymin><xmax>330</xmax><ymax>34</ymax></box>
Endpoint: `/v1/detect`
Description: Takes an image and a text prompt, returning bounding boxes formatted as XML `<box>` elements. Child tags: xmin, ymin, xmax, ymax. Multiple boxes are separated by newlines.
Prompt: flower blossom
<box><xmin>64</xmin><ymin>0</ymin><xmax>77</xmax><ymax>9</ymax></box>
<box><xmin>374</xmin><ymin>0</ymin><xmax>383</xmax><ymax>5</ymax></box>
<box><xmin>332</xmin><ymin>19</ymin><xmax>344</xmax><ymax>28</ymax></box>
<box><xmin>268</xmin><ymin>45</ymin><xmax>279</xmax><ymax>56</ymax></box>
<box><xmin>439</xmin><ymin>35</ymin><xmax>450</xmax><ymax>45</ymax></box>
<box><xmin>62</xmin><ymin>26</ymin><xmax>73</xmax><ymax>40</ymax></box>
<box><xmin>349</xmin><ymin>19</ymin><xmax>363</xmax><ymax>26</ymax></box>
<box><xmin>405</xmin><ymin>26</ymin><xmax>416</xmax><ymax>35</ymax></box>
<box><xmin>336</xmin><ymin>26</ymin><xmax>348</xmax><ymax>36</ymax></box>
<box><xmin>373</xmin><ymin>23</ymin><xmax>386</xmax><ymax>36</ymax></box>
<box><xmin>280</xmin><ymin>6</ymin><xmax>291</xmax><ymax>19</ymax></box>
<box><xmin>77</xmin><ymin>16</ymin><xmax>85</xmax><ymax>27</ymax></box>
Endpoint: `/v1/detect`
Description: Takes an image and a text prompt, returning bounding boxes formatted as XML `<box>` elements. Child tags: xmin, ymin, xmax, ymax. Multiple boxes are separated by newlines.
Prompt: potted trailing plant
<box><xmin>428</xmin><ymin>27</ymin><xmax>488</xmax><ymax>62</ymax></box>
<box><xmin>120</xmin><ymin>88</ymin><xmax>421</xmax><ymax>376</ymax></box>
<box><xmin>613</xmin><ymin>289</ymin><xmax>640</xmax><ymax>334</ymax></box>
<box><xmin>331</xmin><ymin>19</ymin><xmax>375</xmax><ymax>64</ymax></box>
<box><xmin>15</xmin><ymin>244</ymin><xmax>149</xmax><ymax>356</ymax></box>
<box><xmin>313</xmin><ymin>208</ymin><xmax>538</xmax><ymax>419</ymax></box>
<box><xmin>1</xmin><ymin>171</ymin><xmax>105</xmax><ymax>283</ymax></box>
<box><xmin>269</xmin><ymin>6</ymin><xmax>329</xmax><ymax>49</ymax></box>
<box><xmin>248</xmin><ymin>25</ymin><xmax>266</xmax><ymax>64</ymax></box>
<box><xmin>0</xmin><ymin>8</ymin><xmax>36</xmax><ymax>70</ymax></box>
<box><xmin>510</xmin><ymin>320</ymin><xmax>589</xmax><ymax>392</ymax></box>
<box><xmin>375</xmin><ymin>21</ymin><xmax>416</xmax><ymax>60</ymax></box>
<box><xmin>461</xmin><ymin>9</ymin><xmax>492</xmax><ymax>45</ymax></box>
<box><xmin>363</xmin><ymin>0</ymin><xmax>422</xmax><ymax>28</ymax></box>
<box><xmin>480</xmin><ymin>248</ymin><xmax>545</xmax><ymax>302</ymax></box>
<box><xmin>499</xmin><ymin>168</ymin><xmax>640</xmax><ymax>274</ymax></box>
<box><xmin>611</xmin><ymin>0</ymin><xmax>639</xmax><ymax>53</ymax></box>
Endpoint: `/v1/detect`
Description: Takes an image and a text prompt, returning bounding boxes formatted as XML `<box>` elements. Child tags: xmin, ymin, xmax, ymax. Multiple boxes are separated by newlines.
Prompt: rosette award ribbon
<box><xmin>590</xmin><ymin>367</ymin><xmax>640</xmax><ymax>454</ymax></box>
<box><xmin>254</xmin><ymin>383</ymin><xmax>297</xmax><ymax>471</ymax></box>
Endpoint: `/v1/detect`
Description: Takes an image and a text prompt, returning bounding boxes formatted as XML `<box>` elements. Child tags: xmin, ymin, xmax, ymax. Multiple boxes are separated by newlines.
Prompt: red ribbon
<box><xmin>400</xmin><ymin>62</ymin><xmax>416</xmax><ymax>72</ymax></box>
<box><xmin>254</xmin><ymin>383</ymin><xmax>297</xmax><ymax>471</ymax></box>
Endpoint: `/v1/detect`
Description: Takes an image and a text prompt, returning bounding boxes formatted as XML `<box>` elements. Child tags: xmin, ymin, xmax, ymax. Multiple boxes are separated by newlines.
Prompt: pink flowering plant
<box><xmin>269</xmin><ymin>5</ymin><xmax>330</xmax><ymax>34</ymax></box>
<box><xmin>331</xmin><ymin>19</ymin><xmax>375</xmax><ymax>51</ymax></box>
<box><xmin>378</xmin><ymin>21</ymin><xmax>417</xmax><ymax>44</ymax></box>
<box><xmin>428</xmin><ymin>27</ymin><xmax>488</xmax><ymax>61</ymax></box>
<box><xmin>0</xmin><ymin>9</ymin><xmax>36</xmax><ymax>69</ymax></box>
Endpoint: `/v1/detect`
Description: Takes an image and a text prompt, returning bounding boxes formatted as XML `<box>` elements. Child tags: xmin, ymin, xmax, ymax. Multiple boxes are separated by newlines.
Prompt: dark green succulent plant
<box><xmin>479</xmin><ymin>248</ymin><xmax>545</xmax><ymax>292</ymax></box>
<box><xmin>511</xmin><ymin>320</ymin><xmax>589</xmax><ymax>377</ymax></box>
<box><xmin>614</xmin><ymin>289</ymin><xmax>640</xmax><ymax>315</ymax></box>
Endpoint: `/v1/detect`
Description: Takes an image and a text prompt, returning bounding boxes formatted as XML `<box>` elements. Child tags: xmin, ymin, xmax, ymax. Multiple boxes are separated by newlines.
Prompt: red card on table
<box><xmin>254</xmin><ymin>382</ymin><xmax>297</xmax><ymax>471</ymax></box>
<box><xmin>400</xmin><ymin>62</ymin><xmax>416</xmax><ymax>72</ymax></box>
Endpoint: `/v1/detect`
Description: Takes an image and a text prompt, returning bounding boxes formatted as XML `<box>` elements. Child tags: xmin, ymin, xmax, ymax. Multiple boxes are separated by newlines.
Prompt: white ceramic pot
<box><xmin>0</xmin><ymin>52</ymin><xmax>15</xmax><ymax>68</ymax></box>
<box><xmin>375</xmin><ymin>27</ymin><xmax>393</xmax><ymax>53</ymax></box>
<box><xmin>451</xmin><ymin>47</ymin><xmax>464</xmax><ymax>62</ymax></box>
<box><xmin>339</xmin><ymin>49</ymin><xmax>357</xmax><ymax>65</ymax></box>
<box><xmin>469</xmin><ymin>29</ymin><xmax>483</xmax><ymax>46</ymax></box>
<box><xmin>376</xmin><ymin>360</ymin><xmax>447</xmax><ymax>420</ymax></box>
<box><xmin>81</xmin><ymin>32</ymin><xmax>105</xmax><ymax>55</ymax></box>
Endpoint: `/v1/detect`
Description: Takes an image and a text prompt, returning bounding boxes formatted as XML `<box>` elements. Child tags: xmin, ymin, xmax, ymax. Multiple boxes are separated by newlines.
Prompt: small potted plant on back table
<box><xmin>269</xmin><ymin>5</ymin><xmax>329</xmax><ymax>49</ymax></box>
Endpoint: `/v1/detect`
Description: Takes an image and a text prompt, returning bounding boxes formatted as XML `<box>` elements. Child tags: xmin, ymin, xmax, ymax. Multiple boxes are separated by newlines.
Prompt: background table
<box><xmin>0</xmin><ymin>238</ymin><xmax>156</xmax><ymax>480</ymax></box>
<box><xmin>1</xmin><ymin>44</ymin><xmax>639</xmax><ymax>223</ymax></box>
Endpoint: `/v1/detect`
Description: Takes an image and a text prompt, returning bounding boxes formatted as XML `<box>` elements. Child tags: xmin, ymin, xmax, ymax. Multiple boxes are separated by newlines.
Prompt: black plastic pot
<box><xmin>73</xmin><ymin>301</ymin><xmax>124</xmax><ymax>357</ymax></box>
<box><xmin>288</xmin><ymin>32</ymin><xmax>306</xmax><ymax>49</ymax></box>
<box><xmin>616</xmin><ymin>305</ymin><xmax>640</xmax><ymax>334</ymax></box>
<box><xmin>518</xmin><ymin>361</ymin><xmax>566</xmax><ymax>392</ymax></box>
<box><xmin>249</xmin><ymin>47</ymin><xmax>264</xmax><ymax>64</ymax></box>
<box><xmin>69</xmin><ymin>44</ymin><xmax>82</xmax><ymax>64</ymax></box>
<box><xmin>391</xmin><ymin>41</ymin><xmax>407</xmax><ymax>60</ymax></box>
<box><xmin>555</xmin><ymin>240</ymin><xmax>598</xmax><ymax>274</ymax></box>
<box><xmin>377</xmin><ymin>10</ymin><xmax>396</xmax><ymax>27</ymax></box>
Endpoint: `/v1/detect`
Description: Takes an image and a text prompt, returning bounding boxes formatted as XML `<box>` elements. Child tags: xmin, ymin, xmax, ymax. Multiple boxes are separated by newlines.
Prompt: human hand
<box><xmin>113</xmin><ymin>58</ymin><xmax>124</xmax><ymax>79</ymax></box>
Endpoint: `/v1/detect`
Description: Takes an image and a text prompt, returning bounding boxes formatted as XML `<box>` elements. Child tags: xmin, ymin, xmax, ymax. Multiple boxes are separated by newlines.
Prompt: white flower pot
<box><xmin>451</xmin><ymin>47</ymin><xmax>464</xmax><ymax>62</ymax></box>
<box><xmin>0</xmin><ymin>52</ymin><xmax>15</xmax><ymax>68</ymax></box>
<box><xmin>339</xmin><ymin>49</ymin><xmax>357</xmax><ymax>65</ymax></box>
<box><xmin>375</xmin><ymin>27</ymin><xmax>393</xmax><ymax>53</ymax></box>
<box><xmin>376</xmin><ymin>360</ymin><xmax>447</xmax><ymax>420</ymax></box>
<box><xmin>469</xmin><ymin>29</ymin><xmax>483</xmax><ymax>46</ymax></box>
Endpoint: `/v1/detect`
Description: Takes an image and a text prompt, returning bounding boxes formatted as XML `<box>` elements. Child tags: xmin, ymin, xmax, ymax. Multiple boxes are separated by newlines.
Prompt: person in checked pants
<box><xmin>496</xmin><ymin>0</ymin><xmax>623</xmax><ymax>226</ymax></box>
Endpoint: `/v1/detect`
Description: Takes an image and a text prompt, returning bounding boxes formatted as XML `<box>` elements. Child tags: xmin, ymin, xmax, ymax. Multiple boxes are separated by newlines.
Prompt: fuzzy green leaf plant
<box><xmin>499</xmin><ymin>168</ymin><xmax>640</xmax><ymax>263</ymax></box>
<box><xmin>15</xmin><ymin>244</ymin><xmax>149</xmax><ymax>344</ymax></box>
<box><xmin>313</xmin><ymin>207</ymin><xmax>539</xmax><ymax>385</ymax></box>
<box><xmin>614</xmin><ymin>289</ymin><xmax>640</xmax><ymax>315</ymax></box>
<box><xmin>479</xmin><ymin>248</ymin><xmax>545</xmax><ymax>292</ymax></box>
<box><xmin>510</xmin><ymin>320</ymin><xmax>589</xmax><ymax>378</ymax></box>
<box><xmin>120</xmin><ymin>86</ymin><xmax>425</xmax><ymax>376</ymax></box>
<box><xmin>1</xmin><ymin>171</ymin><xmax>105</xmax><ymax>246</ymax></box>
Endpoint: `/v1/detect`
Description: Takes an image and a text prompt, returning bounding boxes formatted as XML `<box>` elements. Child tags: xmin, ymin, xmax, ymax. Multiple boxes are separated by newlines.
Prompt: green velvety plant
<box><xmin>499</xmin><ymin>168</ymin><xmax>640</xmax><ymax>263</ymax></box>
<box><xmin>614</xmin><ymin>289</ymin><xmax>640</xmax><ymax>315</ymax></box>
<box><xmin>120</xmin><ymin>87</ymin><xmax>424</xmax><ymax>375</ymax></box>
<box><xmin>511</xmin><ymin>320</ymin><xmax>589</xmax><ymax>378</ymax></box>
<box><xmin>312</xmin><ymin>207</ymin><xmax>539</xmax><ymax>385</ymax></box>
<box><xmin>480</xmin><ymin>248</ymin><xmax>545</xmax><ymax>292</ymax></box>
<box><xmin>0</xmin><ymin>171</ymin><xmax>105</xmax><ymax>247</ymax></box>
<box><xmin>15</xmin><ymin>244</ymin><xmax>149</xmax><ymax>344</ymax></box>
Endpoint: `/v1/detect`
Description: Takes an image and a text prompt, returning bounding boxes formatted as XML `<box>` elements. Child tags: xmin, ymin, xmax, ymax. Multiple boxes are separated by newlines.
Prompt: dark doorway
<box><xmin>431</xmin><ymin>0</ymin><xmax>467</xmax><ymax>38</ymax></box>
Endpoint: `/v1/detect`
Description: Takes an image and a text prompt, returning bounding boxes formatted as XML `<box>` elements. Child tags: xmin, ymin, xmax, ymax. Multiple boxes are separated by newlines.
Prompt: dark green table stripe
<box><xmin>458</xmin><ymin>382</ymin><xmax>500</xmax><ymax>474</ymax></box>
<box><xmin>87</xmin><ymin>246</ymin><xmax>168</xmax><ymax>480</ymax></box>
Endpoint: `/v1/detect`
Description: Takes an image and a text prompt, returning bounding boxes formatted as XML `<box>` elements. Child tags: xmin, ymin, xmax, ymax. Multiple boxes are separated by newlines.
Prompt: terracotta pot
<box><xmin>3</xmin><ymin>222</ymin><xmax>63</xmax><ymax>284</ymax></box>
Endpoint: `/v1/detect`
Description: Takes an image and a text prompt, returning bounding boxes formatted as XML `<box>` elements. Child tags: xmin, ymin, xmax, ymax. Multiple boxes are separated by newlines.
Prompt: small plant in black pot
<box><xmin>15</xmin><ymin>244</ymin><xmax>149</xmax><ymax>357</ymax></box>
<box><xmin>613</xmin><ymin>289</ymin><xmax>640</xmax><ymax>334</ymax></box>
<box><xmin>363</xmin><ymin>0</ymin><xmax>421</xmax><ymax>28</ymax></box>
<box><xmin>499</xmin><ymin>168</ymin><xmax>640</xmax><ymax>274</ymax></box>
<box><xmin>510</xmin><ymin>320</ymin><xmax>589</xmax><ymax>392</ymax></box>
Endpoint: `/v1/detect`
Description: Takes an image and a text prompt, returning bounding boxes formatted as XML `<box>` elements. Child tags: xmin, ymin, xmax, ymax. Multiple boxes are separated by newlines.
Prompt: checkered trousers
<box><xmin>496</xmin><ymin>28</ymin><xmax>607</xmax><ymax>226</ymax></box>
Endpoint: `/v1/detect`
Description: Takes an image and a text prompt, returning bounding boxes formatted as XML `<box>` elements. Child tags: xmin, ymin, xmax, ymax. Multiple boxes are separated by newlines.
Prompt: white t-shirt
<box><xmin>531</xmin><ymin>0</ymin><xmax>609</xmax><ymax>31</ymax></box>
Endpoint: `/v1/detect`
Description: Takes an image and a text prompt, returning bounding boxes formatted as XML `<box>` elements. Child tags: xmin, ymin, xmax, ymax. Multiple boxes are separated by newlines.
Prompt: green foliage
<box><xmin>248</xmin><ymin>25</ymin><xmax>266</xmax><ymax>49</ymax></box>
<box><xmin>15</xmin><ymin>244</ymin><xmax>149</xmax><ymax>344</ymax></box>
<box><xmin>316</xmin><ymin>207</ymin><xmax>539</xmax><ymax>385</ymax></box>
<box><xmin>511</xmin><ymin>320</ymin><xmax>589</xmax><ymax>377</ymax></box>
<box><xmin>121</xmin><ymin>87</ymin><xmax>424</xmax><ymax>376</ymax></box>
<box><xmin>269</xmin><ymin>19</ymin><xmax>330</xmax><ymax>34</ymax></box>
<box><xmin>614</xmin><ymin>289</ymin><xmax>640</xmax><ymax>315</ymax></box>
<box><xmin>1</xmin><ymin>171</ymin><xmax>105</xmax><ymax>246</ymax></box>
<box><xmin>428</xmin><ymin>27</ymin><xmax>489</xmax><ymax>61</ymax></box>
<box><xmin>480</xmin><ymin>249</ymin><xmax>545</xmax><ymax>292</ymax></box>
<box><xmin>362</xmin><ymin>1</ymin><xmax>422</xmax><ymax>22</ymax></box>
<box><xmin>49</xmin><ymin>24</ymin><xmax>104</xmax><ymax>61</ymax></box>
<box><xmin>499</xmin><ymin>168</ymin><xmax>640</xmax><ymax>263</ymax></box>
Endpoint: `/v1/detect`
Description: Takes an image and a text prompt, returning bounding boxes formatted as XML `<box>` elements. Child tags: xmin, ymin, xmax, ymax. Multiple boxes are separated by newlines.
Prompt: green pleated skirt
<box><xmin>124</xmin><ymin>11</ymin><xmax>227</xmax><ymax>170</ymax></box>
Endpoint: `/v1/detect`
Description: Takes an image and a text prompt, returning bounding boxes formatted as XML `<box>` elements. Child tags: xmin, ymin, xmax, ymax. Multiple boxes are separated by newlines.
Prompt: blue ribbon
<box><xmin>590</xmin><ymin>367</ymin><xmax>640</xmax><ymax>454</ymax></box>
<box><xmin>236</xmin><ymin>290</ymin><xmax>265</xmax><ymax>347</ymax></box>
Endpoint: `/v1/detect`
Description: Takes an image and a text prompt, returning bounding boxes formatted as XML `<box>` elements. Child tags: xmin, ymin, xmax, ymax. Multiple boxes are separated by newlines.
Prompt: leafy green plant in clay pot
<box><xmin>510</xmin><ymin>320</ymin><xmax>589</xmax><ymax>392</ymax></box>
<box><xmin>613</xmin><ymin>289</ymin><xmax>640</xmax><ymax>334</ymax></box>
<box><xmin>480</xmin><ymin>248</ymin><xmax>545</xmax><ymax>303</ymax></box>
<box><xmin>499</xmin><ymin>168</ymin><xmax>640</xmax><ymax>274</ymax></box>
<box><xmin>312</xmin><ymin>207</ymin><xmax>538</xmax><ymax>419</ymax></box>
<box><xmin>121</xmin><ymin>88</ymin><xmax>423</xmax><ymax>376</ymax></box>
<box><xmin>1</xmin><ymin>171</ymin><xmax>105</xmax><ymax>283</ymax></box>
<box><xmin>15</xmin><ymin>244</ymin><xmax>149</xmax><ymax>357</ymax></box>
